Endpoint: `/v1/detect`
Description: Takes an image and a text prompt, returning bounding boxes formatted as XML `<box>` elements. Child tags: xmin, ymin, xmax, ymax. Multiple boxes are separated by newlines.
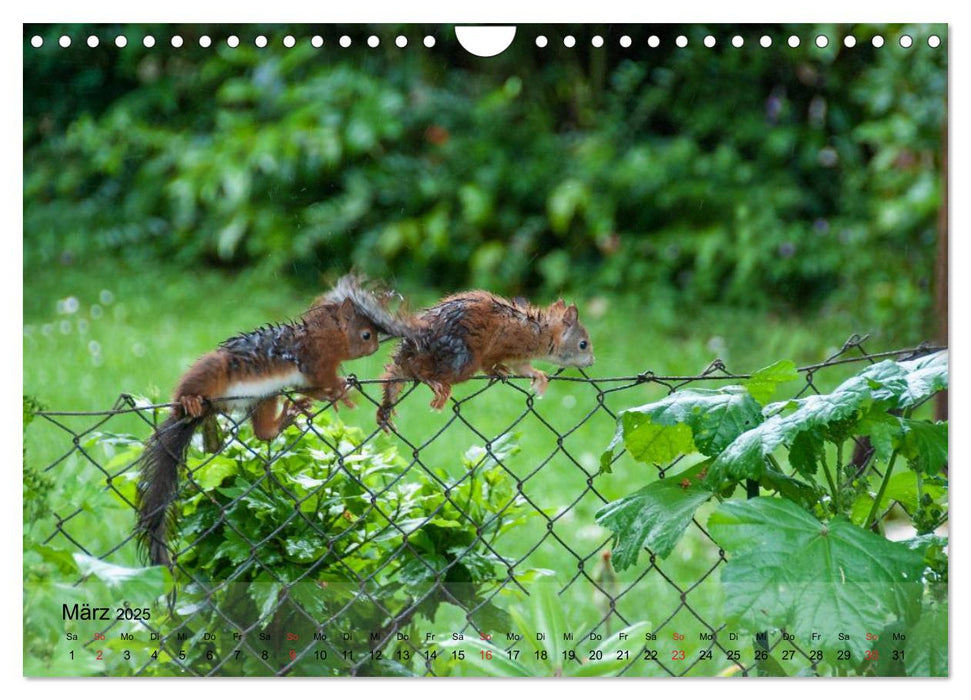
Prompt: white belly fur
<box><xmin>220</xmin><ymin>370</ymin><xmax>308</xmax><ymax>411</ymax></box>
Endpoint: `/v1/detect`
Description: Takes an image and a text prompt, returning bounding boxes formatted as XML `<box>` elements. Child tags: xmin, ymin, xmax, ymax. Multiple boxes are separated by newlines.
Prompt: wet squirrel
<box><xmin>136</xmin><ymin>275</ymin><xmax>402</xmax><ymax>566</ymax></box>
<box><xmin>377</xmin><ymin>292</ymin><xmax>595</xmax><ymax>430</ymax></box>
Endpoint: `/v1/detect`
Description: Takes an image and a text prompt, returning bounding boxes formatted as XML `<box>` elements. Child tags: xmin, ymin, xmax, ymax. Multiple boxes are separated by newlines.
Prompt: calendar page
<box><xmin>22</xmin><ymin>22</ymin><xmax>948</xmax><ymax>678</ymax></box>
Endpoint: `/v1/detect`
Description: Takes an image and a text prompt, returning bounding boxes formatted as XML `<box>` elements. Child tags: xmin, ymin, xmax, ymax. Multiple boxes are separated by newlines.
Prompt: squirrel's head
<box><xmin>339</xmin><ymin>298</ymin><xmax>380</xmax><ymax>358</ymax></box>
<box><xmin>548</xmin><ymin>299</ymin><xmax>594</xmax><ymax>368</ymax></box>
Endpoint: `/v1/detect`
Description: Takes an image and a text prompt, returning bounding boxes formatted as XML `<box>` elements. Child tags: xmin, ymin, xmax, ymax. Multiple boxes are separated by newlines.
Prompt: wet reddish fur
<box><xmin>379</xmin><ymin>292</ymin><xmax>591</xmax><ymax>428</ymax></box>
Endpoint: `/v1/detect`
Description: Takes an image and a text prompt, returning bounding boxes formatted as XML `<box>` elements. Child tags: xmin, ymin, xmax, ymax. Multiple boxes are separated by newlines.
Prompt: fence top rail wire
<box><xmin>32</xmin><ymin>338</ymin><xmax>945</xmax><ymax>418</ymax></box>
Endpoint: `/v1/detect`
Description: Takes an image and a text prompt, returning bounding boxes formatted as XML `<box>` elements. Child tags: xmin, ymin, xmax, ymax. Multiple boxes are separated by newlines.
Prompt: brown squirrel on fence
<box><xmin>136</xmin><ymin>275</ymin><xmax>406</xmax><ymax>566</ymax></box>
<box><xmin>376</xmin><ymin>292</ymin><xmax>595</xmax><ymax>430</ymax></box>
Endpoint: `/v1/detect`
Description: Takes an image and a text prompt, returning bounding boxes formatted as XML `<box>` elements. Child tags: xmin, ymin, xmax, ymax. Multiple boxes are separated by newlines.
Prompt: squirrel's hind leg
<box><xmin>251</xmin><ymin>396</ymin><xmax>297</xmax><ymax>441</ymax></box>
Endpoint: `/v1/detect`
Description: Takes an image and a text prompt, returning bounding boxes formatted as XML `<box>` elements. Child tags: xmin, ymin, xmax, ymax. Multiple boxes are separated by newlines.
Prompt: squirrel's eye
<box><xmin>579</xmin><ymin>340</ymin><xmax>588</xmax><ymax>350</ymax></box>
<box><xmin>362</xmin><ymin>330</ymin><xmax>372</xmax><ymax>341</ymax></box>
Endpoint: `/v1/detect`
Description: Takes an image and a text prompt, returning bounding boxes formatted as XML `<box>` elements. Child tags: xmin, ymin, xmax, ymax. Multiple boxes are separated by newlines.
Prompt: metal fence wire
<box><xmin>33</xmin><ymin>335</ymin><xmax>945</xmax><ymax>677</ymax></box>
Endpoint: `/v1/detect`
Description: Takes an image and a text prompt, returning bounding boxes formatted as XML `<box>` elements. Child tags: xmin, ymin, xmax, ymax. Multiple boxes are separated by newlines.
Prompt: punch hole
<box><xmin>872</xmin><ymin>35</ymin><xmax>884</xmax><ymax>48</ymax></box>
<box><xmin>87</xmin><ymin>36</ymin><xmax>99</xmax><ymax>48</ymax></box>
<box><xmin>115</xmin><ymin>36</ymin><xmax>127</xmax><ymax>48</ymax></box>
<box><xmin>732</xmin><ymin>35</ymin><xmax>744</xmax><ymax>48</ymax></box>
<box><xmin>704</xmin><ymin>35</ymin><xmax>715</xmax><ymax>48</ymax></box>
<box><xmin>760</xmin><ymin>35</ymin><xmax>772</xmax><ymax>47</ymax></box>
<box><xmin>563</xmin><ymin>35</ymin><xmax>576</xmax><ymax>48</ymax></box>
<box><xmin>676</xmin><ymin>35</ymin><xmax>688</xmax><ymax>48</ymax></box>
<box><xmin>787</xmin><ymin>35</ymin><xmax>800</xmax><ymax>48</ymax></box>
<box><xmin>423</xmin><ymin>35</ymin><xmax>436</xmax><ymax>48</ymax></box>
<box><xmin>455</xmin><ymin>26</ymin><xmax>513</xmax><ymax>56</ymax></box>
<box><xmin>536</xmin><ymin>35</ymin><xmax>548</xmax><ymax>48</ymax></box>
<box><xmin>815</xmin><ymin>35</ymin><xmax>828</xmax><ymax>48</ymax></box>
<box><xmin>283</xmin><ymin>35</ymin><xmax>295</xmax><ymax>48</ymax></box>
<box><xmin>899</xmin><ymin>35</ymin><xmax>913</xmax><ymax>48</ymax></box>
<box><xmin>844</xmin><ymin>35</ymin><xmax>856</xmax><ymax>48</ymax></box>
<box><xmin>339</xmin><ymin>35</ymin><xmax>352</xmax><ymax>48</ymax></box>
<box><xmin>648</xmin><ymin>35</ymin><xmax>659</xmax><ymax>48</ymax></box>
<box><xmin>199</xmin><ymin>35</ymin><xmax>212</xmax><ymax>48</ymax></box>
<box><xmin>59</xmin><ymin>35</ymin><xmax>71</xmax><ymax>48</ymax></box>
<box><xmin>619</xmin><ymin>35</ymin><xmax>632</xmax><ymax>48</ymax></box>
<box><xmin>227</xmin><ymin>35</ymin><xmax>240</xmax><ymax>48</ymax></box>
<box><xmin>171</xmin><ymin>35</ymin><xmax>183</xmax><ymax>48</ymax></box>
<box><xmin>143</xmin><ymin>36</ymin><xmax>155</xmax><ymax>48</ymax></box>
<box><xmin>395</xmin><ymin>35</ymin><xmax>407</xmax><ymax>48</ymax></box>
<box><xmin>367</xmin><ymin>35</ymin><xmax>380</xmax><ymax>48</ymax></box>
<box><xmin>591</xmin><ymin>35</ymin><xmax>604</xmax><ymax>48</ymax></box>
<box><xmin>255</xmin><ymin>35</ymin><xmax>268</xmax><ymax>48</ymax></box>
<box><xmin>311</xmin><ymin>35</ymin><xmax>323</xmax><ymax>48</ymax></box>
<box><xmin>928</xmin><ymin>35</ymin><xmax>941</xmax><ymax>48</ymax></box>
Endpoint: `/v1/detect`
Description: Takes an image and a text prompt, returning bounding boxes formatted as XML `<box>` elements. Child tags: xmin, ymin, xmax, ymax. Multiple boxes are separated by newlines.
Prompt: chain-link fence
<box><xmin>30</xmin><ymin>335</ymin><xmax>945</xmax><ymax>677</ymax></box>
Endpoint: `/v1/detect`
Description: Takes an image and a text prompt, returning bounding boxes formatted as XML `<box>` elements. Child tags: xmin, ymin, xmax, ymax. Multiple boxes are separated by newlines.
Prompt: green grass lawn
<box><xmin>24</xmin><ymin>256</ymin><xmax>905</xmax><ymax>414</ymax></box>
<box><xmin>24</xmin><ymin>258</ymin><xmax>934</xmax><ymax>676</ymax></box>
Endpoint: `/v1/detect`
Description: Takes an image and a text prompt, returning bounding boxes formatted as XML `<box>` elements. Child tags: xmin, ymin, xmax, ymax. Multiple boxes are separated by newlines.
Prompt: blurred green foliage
<box><xmin>24</xmin><ymin>23</ymin><xmax>945</xmax><ymax>338</ymax></box>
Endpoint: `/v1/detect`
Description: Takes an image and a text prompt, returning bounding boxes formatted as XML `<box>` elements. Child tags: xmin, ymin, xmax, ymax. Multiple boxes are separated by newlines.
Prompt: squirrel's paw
<box><xmin>427</xmin><ymin>381</ymin><xmax>452</xmax><ymax>411</ymax></box>
<box><xmin>287</xmin><ymin>397</ymin><xmax>315</xmax><ymax>418</ymax></box>
<box><xmin>490</xmin><ymin>363</ymin><xmax>513</xmax><ymax>379</ymax></box>
<box><xmin>531</xmin><ymin>371</ymin><xmax>549</xmax><ymax>397</ymax></box>
<box><xmin>179</xmin><ymin>395</ymin><xmax>206</xmax><ymax>418</ymax></box>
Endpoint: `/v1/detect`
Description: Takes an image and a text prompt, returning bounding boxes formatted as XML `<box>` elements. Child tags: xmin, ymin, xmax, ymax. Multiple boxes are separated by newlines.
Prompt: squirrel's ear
<box><xmin>563</xmin><ymin>304</ymin><xmax>578</xmax><ymax>326</ymax></box>
<box><xmin>338</xmin><ymin>298</ymin><xmax>356</xmax><ymax>326</ymax></box>
<box><xmin>553</xmin><ymin>299</ymin><xmax>566</xmax><ymax>311</ymax></box>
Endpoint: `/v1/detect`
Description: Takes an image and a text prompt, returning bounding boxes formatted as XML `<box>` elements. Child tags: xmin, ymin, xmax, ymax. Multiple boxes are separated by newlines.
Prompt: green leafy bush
<box><xmin>597</xmin><ymin>351</ymin><xmax>947</xmax><ymax>676</ymax></box>
<box><xmin>23</xmin><ymin>401</ymin><xmax>533</xmax><ymax>676</ymax></box>
<box><xmin>155</xmin><ymin>415</ymin><xmax>529</xmax><ymax>675</ymax></box>
<box><xmin>24</xmin><ymin>23</ymin><xmax>946</xmax><ymax>337</ymax></box>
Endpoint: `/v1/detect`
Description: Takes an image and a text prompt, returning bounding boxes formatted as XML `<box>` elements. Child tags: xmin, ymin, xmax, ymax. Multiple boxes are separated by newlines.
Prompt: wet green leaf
<box><xmin>708</xmin><ymin>498</ymin><xmax>925</xmax><ymax>658</ymax></box>
<box><xmin>596</xmin><ymin>463</ymin><xmax>713</xmax><ymax>569</ymax></box>
<box><xmin>743</xmin><ymin>360</ymin><xmax>799</xmax><ymax>405</ymax></box>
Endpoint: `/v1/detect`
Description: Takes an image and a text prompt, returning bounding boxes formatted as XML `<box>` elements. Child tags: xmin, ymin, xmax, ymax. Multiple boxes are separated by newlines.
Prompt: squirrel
<box><xmin>135</xmin><ymin>275</ymin><xmax>402</xmax><ymax>567</ymax></box>
<box><xmin>376</xmin><ymin>292</ymin><xmax>595</xmax><ymax>430</ymax></box>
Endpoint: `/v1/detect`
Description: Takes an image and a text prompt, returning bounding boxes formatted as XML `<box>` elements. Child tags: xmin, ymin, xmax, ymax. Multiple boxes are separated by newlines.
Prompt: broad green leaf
<box><xmin>899</xmin><ymin>419</ymin><xmax>948</xmax><ymax>474</ymax></box>
<box><xmin>743</xmin><ymin>360</ymin><xmax>799</xmax><ymax>404</ymax></box>
<box><xmin>72</xmin><ymin>554</ymin><xmax>171</xmax><ymax>605</ymax></box>
<box><xmin>708</xmin><ymin>498</ymin><xmax>925</xmax><ymax>658</ymax></box>
<box><xmin>788</xmin><ymin>430</ymin><xmax>823</xmax><ymax>477</ymax></box>
<box><xmin>249</xmin><ymin>576</ymin><xmax>283</xmax><ymax>623</ymax></box>
<box><xmin>858</xmin><ymin>410</ymin><xmax>899</xmax><ymax>463</ymax></box>
<box><xmin>757</xmin><ymin>467</ymin><xmax>819</xmax><ymax>508</ymax></box>
<box><xmin>397</xmin><ymin>555</ymin><xmax>448</xmax><ymax>586</ymax></box>
<box><xmin>596</xmin><ymin>463</ymin><xmax>713</xmax><ymax>569</ymax></box>
<box><xmin>73</xmin><ymin>554</ymin><xmax>168</xmax><ymax>589</ymax></box>
<box><xmin>212</xmin><ymin>529</ymin><xmax>253</xmax><ymax>565</ymax></box>
<box><xmin>708</xmin><ymin>370</ymin><xmax>886</xmax><ymax>485</ymax></box>
<box><xmin>191</xmin><ymin>457</ymin><xmax>237</xmax><ymax>490</ymax></box>
<box><xmin>468</xmin><ymin>600</ymin><xmax>512</xmax><ymax>635</ymax></box>
<box><xmin>284</xmin><ymin>537</ymin><xmax>325</xmax><ymax>562</ymax></box>
<box><xmin>601</xmin><ymin>387</ymin><xmax>762</xmax><ymax>472</ymax></box>
<box><xmin>896</xmin><ymin>351</ymin><xmax>948</xmax><ymax>408</ymax></box>
<box><xmin>906</xmin><ymin>601</ymin><xmax>947</xmax><ymax>676</ymax></box>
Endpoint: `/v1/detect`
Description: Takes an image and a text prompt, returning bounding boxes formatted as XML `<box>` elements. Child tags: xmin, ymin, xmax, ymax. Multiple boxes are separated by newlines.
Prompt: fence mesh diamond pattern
<box><xmin>31</xmin><ymin>335</ymin><xmax>944</xmax><ymax>676</ymax></box>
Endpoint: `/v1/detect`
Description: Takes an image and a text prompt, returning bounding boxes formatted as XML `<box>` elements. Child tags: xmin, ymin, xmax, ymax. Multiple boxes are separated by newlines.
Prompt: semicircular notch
<box><xmin>455</xmin><ymin>26</ymin><xmax>517</xmax><ymax>57</ymax></box>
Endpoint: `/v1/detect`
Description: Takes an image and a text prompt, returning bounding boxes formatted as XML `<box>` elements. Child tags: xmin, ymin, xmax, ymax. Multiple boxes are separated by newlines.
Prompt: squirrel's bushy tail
<box><xmin>323</xmin><ymin>274</ymin><xmax>418</xmax><ymax>339</ymax></box>
<box><xmin>136</xmin><ymin>414</ymin><xmax>203</xmax><ymax>566</ymax></box>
